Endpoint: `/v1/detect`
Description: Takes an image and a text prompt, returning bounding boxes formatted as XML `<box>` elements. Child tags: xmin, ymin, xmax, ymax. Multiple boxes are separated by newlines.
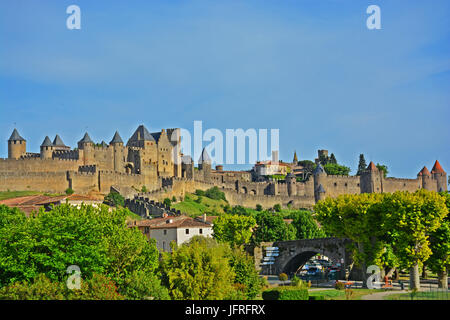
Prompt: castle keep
<box><xmin>0</xmin><ymin>127</ymin><xmax>447</xmax><ymax>210</ymax></box>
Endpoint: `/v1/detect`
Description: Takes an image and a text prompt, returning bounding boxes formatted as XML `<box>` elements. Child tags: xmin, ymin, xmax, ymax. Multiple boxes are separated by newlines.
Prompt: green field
<box><xmin>0</xmin><ymin>191</ymin><xmax>42</xmax><ymax>201</ymax></box>
<box><xmin>308</xmin><ymin>289</ymin><xmax>384</xmax><ymax>300</ymax></box>
<box><xmin>384</xmin><ymin>290</ymin><xmax>450</xmax><ymax>300</ymax></box>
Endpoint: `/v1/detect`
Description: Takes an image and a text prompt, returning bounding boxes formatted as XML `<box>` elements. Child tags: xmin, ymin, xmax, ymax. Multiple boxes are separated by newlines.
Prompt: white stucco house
<box><xmin>131</xmin><ymin>214</ymin><xmax>216</xmax><ymax>252</ymax></box>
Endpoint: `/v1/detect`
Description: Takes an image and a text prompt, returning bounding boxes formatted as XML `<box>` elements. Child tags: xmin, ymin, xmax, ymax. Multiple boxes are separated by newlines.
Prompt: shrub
<box><xmin>205</xmin><ymin>187</ymin><xmax>226</xmax><ymax>201</ymax></box>
<box><xmin>65</xmin><ymin>188</ymin><xmax>74</xmax><ymax>195</ymax></box>
<box><xmin>171</xmin><ymin>196</ymin><xmax>177</xmax><ymax>203</ymax></box>
<box><xmin>0</xmin><ymin>274</ymin><xmax>66</xmax><ymax>300</ymax></box>
<box><xmin>104</xmin><ymin>192</ymin><xmax>125</xmax><ymax>207</ymax></box>
<box><xmin>273</xmin><ymin>204</ymin><xmax>281</xmax><ymax>212</ymax></box>
<box><xmin>335</xmin><ymin>281</ymin><xmax>345</xmax><ymax>290</ymax></box>
<box><xmin>141</xmin><ymin>186</ymin><xmax>148</xmax><ymax>193</ymax></box>
<box><xmin>120</xmin><ymin>270</ymin><xmax>170</xmax><ymax>300</ymax></box>
<box><xmin>195</xmin><ymin>196</ymin><xmax>202</xmax><ymax>204</ymax></box>
<box><xmin>256</xmin><ymin>204</ymin><xmax>263</xmax><ymax>212</ymax></box>
<box><xmin>278</xmin><ymin>273</ymin><xmax>288</xmax><ymax>283</ymax></box>
<box><xmin>291</xmin><ymin>275</ymin><xmax>303</xmax><ymax>287</ymax></box>
<box><xmin>262</xmin><ymin>287</ymin><xmax>309</xmax><ymax>300</ymax></box>
<box><xmin>163</xmin><ymin>198</ymin><xmax>171</xmax><ymax>207</ymax></box>
<box><xmin>195</xmin><ymin>189</ymin><xmax>205</xmax><ymax>197</ymax></box>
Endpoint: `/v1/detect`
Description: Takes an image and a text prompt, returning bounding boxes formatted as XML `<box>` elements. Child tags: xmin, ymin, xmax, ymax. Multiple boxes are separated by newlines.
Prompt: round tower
<box><xmin>40</xmin><ymin>136</ymin><xmax>54</xmax><ymax>159</ymax></box>
<box><xmin>417</xmin><ymin>166</ymin><xmax>432</xmax><ymax>191</ymax></box>
<box><xmin>198</xmin><ymin>148</ymin><xmax>212</xmax><ymax>182</ymax></box>
<box><xmin>7</xmin><ymin>128</ymin><xmax>26</xmax><ymax>159</ymax></box>
<box><xmin>77</xmin><ymin>132</ymin><xmax>94</xmax><ymax>165</ymax></box>
<box><xmin>110</xmin><ymin>131</ymin><xmax>124</xmax><ymax>172</ymax></box>
<box><xmin>317</xmin><ymin>184</ymin><xmax>326</xmax><ymax>202</ymax></box>
<box><xmin>313</xmin><ymin>163</ymin><xmax>327</xmax><ymax>202</ymax></box>
<box><xmin>431</xmin><ymin>160</ymin><xmax>447</xmax><ymax>192</ymax></box>
<box><xmin>286</xmin><ymin>172</ymin><xmax>297</xmax><ymax>196</ymax></box>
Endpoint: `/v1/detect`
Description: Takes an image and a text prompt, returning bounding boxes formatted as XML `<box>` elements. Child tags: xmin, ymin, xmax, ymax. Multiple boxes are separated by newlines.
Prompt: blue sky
<box><xmin>0</xmin><ymin>0</ymin><xmax>449</xmax><ymax>178</ymax></box>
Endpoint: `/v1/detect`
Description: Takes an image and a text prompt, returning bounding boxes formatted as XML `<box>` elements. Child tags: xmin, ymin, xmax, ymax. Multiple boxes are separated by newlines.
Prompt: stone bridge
<box><xmin>249</xmin><ymin>238</ymin><xmax>355</xmax><ymax>279</ymax></box>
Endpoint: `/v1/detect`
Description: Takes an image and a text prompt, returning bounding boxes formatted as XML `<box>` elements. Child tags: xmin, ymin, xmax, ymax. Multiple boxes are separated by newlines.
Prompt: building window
<box><xmin>144</xmin><ymin>227</ymin><xmax>149</xmax><ymax>234</ymax></box>
<box><xmin>162</xmin><ymin>241</ymin><xmax>165</xmax><ymax>251</ymax></box>
<box><xmin>185</xmin><ymin>229</ymin><xmax>189</xmax><ymax>235</ymax></box>
<box><xmin>164</xmin><ymin>229</ymin><xmax>167</xmax><ymax>235</ymax></box>
<box><xmin>199</xmin><ymin>229</ymin><xmax>203</xmax><ymax>234</ymax></box>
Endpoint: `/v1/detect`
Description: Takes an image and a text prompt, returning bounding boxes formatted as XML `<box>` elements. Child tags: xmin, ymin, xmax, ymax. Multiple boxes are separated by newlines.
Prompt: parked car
<box><xmin>307</xmin><ymin>267</ymin><xmax>320</xmax><ymax>275</ymax></box>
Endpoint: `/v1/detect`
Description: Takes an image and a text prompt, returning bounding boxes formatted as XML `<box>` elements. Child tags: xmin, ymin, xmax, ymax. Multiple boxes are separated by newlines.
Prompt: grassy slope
<box><xmin>171</xmin><ymin>194</ymin><xmax>228</xmax><ymax>217</ymax></box>
<box><xmin>171</xmin><ymin>192</ymin><xmax>313</xmax><ymax>218</ymax></box>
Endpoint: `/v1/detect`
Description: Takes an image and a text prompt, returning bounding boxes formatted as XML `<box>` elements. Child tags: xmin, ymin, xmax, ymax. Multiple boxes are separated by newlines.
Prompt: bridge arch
<box><xmin>255</xmin><ymin>238</ymin><xmax>353</xmax><ymax>279</ymax></box>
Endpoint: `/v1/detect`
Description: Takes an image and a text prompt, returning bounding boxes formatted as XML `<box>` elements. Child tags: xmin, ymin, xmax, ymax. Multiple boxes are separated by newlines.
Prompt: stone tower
<box><xmin>317</xmin><ymin>184</ymin><xmax>326</xmax><ymax>202</ymax></box>
<box><xmin>286</xmin><ymin>172</ymin><xmax>297</xmax><ymax>196</ymax></box>
<box><xmin>40</xmin><ymin>136</ymin><xmax>54</xmax><ymax>159</ymax></box>
<box><xmin>8</xmin><ymin>129</ymin><xmax>26</xmax><ymax>159</ymax></box>
<box><xmin>431</xmin><ymin>160</ymin><xmax>447</xmax><ymax>192</ymax></box>
<box><xmin>293</xmin><ymin>151</ymin><xmax>298</xmax><ymax>164</ymax></box>
<box><xmin>360</xmin><ymin>161</ymin><xmax>382</xmax><ymax>193</ymax></box>
<box><xmin>77</xmin><ymin>132</ymin><xmax>94</xmax><ymax>165</ymax></box>
<box><xmin>313</xmin><ymin>163</ymin><xmax>327</xmax><ymax>202</ymax></box>
<box><xmin>110</xmin><ymin>131</ymin><xmax>124</xmax><ymax>172</ymax></box>
<box><xmin>181</xmin><ymin>155</ymin><xmax>194</xmax><ymax>179</ymax></box>
<box><xmin>198</xmin><ymin>148</ymin><xmax>211</xmax><ymax>182</ymax></box>
<box><xmin>52</xmin><ymin>134</ymin><xmax>69</xmax><ymax>151</ymax></box>
<box><xmin>417</xmin><ymin>166</ymin><xmax>433</xmax><ymax>191</ymax></box>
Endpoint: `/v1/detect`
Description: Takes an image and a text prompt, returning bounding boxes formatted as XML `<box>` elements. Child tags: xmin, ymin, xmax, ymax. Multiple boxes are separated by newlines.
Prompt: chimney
<box><xmin>202</xmin><ymin>213</ymin><xmax>207</xmax><ymax>223</ymax></box>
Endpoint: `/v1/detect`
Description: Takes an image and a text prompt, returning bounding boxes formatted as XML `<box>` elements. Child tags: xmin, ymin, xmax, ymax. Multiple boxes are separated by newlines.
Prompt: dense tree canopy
<box><xmin>160</xmin><ymin>237</ymin><xmax>236</xmax><ymax>300</ymax></box>
<box><xmin>0</xmin><ymin>204</ymin><xmax>163</xmax><ymax>299</ymax></box>
<box><xmin>314</xmin><ymin>190</ymin><xmax>448</xmax><ymax>289</ymax></box>
<box><xmin>323</xmin><ymin>163</ymin><xmax>351</xmax><ymax>176</ymax></box>
<box><xmin>288</xmin><ymin>210</ymin><xmax>326</xmax><ymax>239</ymax></box>
<box><xmin>213</xmin><ymin>214</ymin><xmax>256</xmax><ymax>247</ymax></box>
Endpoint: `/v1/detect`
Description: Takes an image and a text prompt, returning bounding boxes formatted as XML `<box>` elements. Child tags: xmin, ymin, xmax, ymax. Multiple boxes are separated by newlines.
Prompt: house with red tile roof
<box><xmin>129</xmin><ymin>214</ymin><xmax>214</xmax><ymax>252</ymax></box>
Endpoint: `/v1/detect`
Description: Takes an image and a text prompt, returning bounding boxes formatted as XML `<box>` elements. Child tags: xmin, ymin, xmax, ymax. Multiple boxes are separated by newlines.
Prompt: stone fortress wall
<box><xmin>0</xmin><ymin>127</ymin><xmax>447</xmax><ymax>209</ymax></box>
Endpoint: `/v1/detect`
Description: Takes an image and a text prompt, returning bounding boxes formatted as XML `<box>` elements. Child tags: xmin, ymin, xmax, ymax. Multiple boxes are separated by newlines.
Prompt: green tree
<box><xmin>104</xmin><ymin>192</ymin><xmax>125</xmax><ymax>207</ymax></box>
<box><xmin>289</xmin><ymin>210</ymin><xmax>326</xmax><ymax>239</ymax></box>
<box><xmin>141</xmin><ymin>186</ymin><xmax>148</xmax><ymax>193</ymax></box>
<box><xmin>323</xmin><ymin>163</ymin><xmax>351</xmax><ymax>176</ymax></box>
<box><xmin>65</xmin><ymin>188</ymin><xmax>74</xmax><ymax>195</ymax></box>
<box><xmin>0</xmin><ymin>204</ymin><xmax>161</xmax><ymax>295</ymax></box>
<box><xmin>380</xmin><ymin>190</ymin><xmax>448</xmax><ymax>290</ymax></box>
<box><xmin>120</xmin><ymin>270</ymin><xmax>170</xmax><ymax>300</ymax></box>
<box><xmin>213</xmin><ymin>214</ymin><xmax>256</xmax><ymax>247</ymax></box>
<box><xmin>376</xmin><ymin>163</ymin><xmax>388</xmax><ymax>178</ymax></box>
<box><xmin>298</xmin><ymin>160</ymin><xmax>316</xmax><ymax>174</ymax></box>
<box><xmin>163</xmin><ymin>198</ymin><xmax>172</xmax><ymax>207</ymax></box>
<box><xmin>273</xmin><ymin>204</ymin><xmax>282</xmax><ymax>212</ymax></box>
<box><xmin>256</xmin><ymin>204</ymin><xmax>263</xmax><ymax>212</ymax></box>
<box><xmin>356</xmin><ymin>154</ymin><xmax>367</xmax><ymax>176</ymax></box>
<box><xmin>420</xmin><ymin>192</ymin><xmax>450</xmax><ymax>289</ymax></box>
<box><xmin>314</xmin><ymin>193</ymin><xmax>387</xmax><ymax>286</ymax></box>
<box><xmin>205</xmin><ymin>187</ymin><xmax>227</xmax><ymax>201</ymax></box>
<box><xmin>227</xmin><ymin>248</ymin><xmax>262</xmax><ymax>299</ymax></box>
<box><xmin>253</xmin><ymin>211</ymin><xmax>296</xmax><ymax>243</ymax></box>
<box><xmin>0</xmin><ymin>274</ymin><xmax>66</xmax><ymax>300</ymax></box>
<box><xmin>160</xmin><ymin>237</ymin><xmax>236</xmax><ymax>300</ymax></box>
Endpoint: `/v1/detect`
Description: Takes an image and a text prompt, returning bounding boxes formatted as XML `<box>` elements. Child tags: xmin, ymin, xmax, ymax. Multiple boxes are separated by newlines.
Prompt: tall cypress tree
<box><xmin>357</xmin><ymin>154</ymin><xmax>367</xmax><ymax>176</ymax></box>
